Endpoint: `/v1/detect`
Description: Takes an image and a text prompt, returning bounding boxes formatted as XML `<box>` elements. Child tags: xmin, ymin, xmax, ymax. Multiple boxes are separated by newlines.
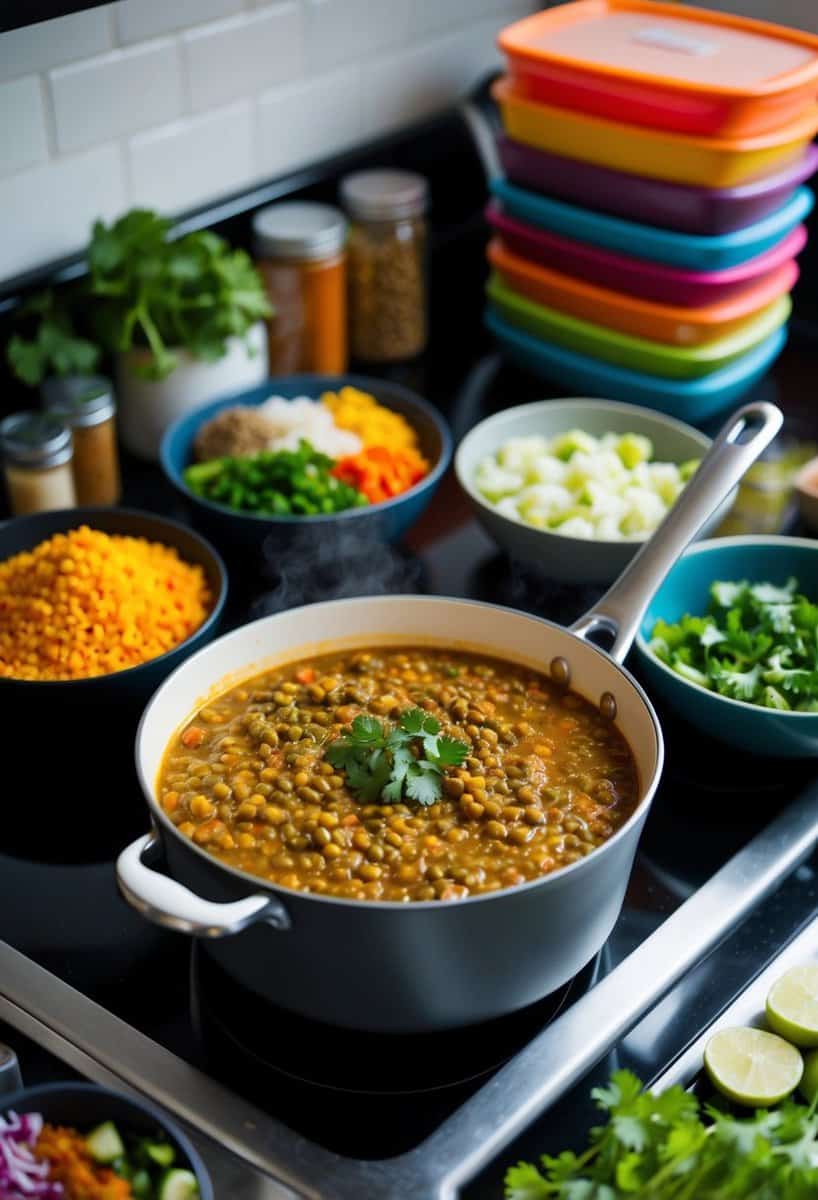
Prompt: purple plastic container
<box><xmin>497</xmin><ymin>135</ymin><xmax>818</xmax><ymax>236</ymax></box>
<box><xmin>486</xmin><ymin>202</ymin><xmax>808</xmax><ymax>307</ymax></box>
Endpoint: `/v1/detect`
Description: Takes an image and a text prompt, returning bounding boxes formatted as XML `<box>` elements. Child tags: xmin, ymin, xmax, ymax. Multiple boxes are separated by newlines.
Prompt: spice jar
<box><xmin>42</xmin><ymin>375</ymin><xmax>121</xmax><ymax>506</ymax></box>
<box><xmin>253</xmin><ymin>202</ymin><xmax>348</xmax><ymax>374</ymax></box>
<box><xmin>0</xmin><ymin>412</ymin><xmax>76</xmax><ymax>516</ymax></box>
<box><xmin>340</xmin><ymin>169</ymin><xmax>429</xmax><ymax>363</ymax></box>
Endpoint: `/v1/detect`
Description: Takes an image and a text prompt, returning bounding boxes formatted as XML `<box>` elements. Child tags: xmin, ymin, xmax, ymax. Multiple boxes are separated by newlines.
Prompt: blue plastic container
<box><xmin>636</xmin><ymin>537</ymin><xmax>818</xmax><ymax>758</ymax></box>
<box><xmin>491</xmin><ymin>178</ymin><xmax>814</xmax><ymax>271</ymax></box>
<box><xmin>161</xmin><ymin>374</ymin><xmax>452</xmax><ymax>551</ymax></box>
<box><xmin>485</xmin><ymin>308</ymin><xmax>788</xmax><ymax>426</ymax></box>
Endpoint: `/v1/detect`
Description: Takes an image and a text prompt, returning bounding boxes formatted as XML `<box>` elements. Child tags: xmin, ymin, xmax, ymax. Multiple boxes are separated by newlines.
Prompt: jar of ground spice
<box><xmin>253</xmin><ymin>202</ymin><xmax>348</xmax><ymax>375</ymax></box>
<box><xmin>42</xmin><ymin>375</ymin><xmax>121</xmax><ymax>506</ymax></box>
<box><xmin>0</xmin><ymin>412</ymin><xmax>76</xmax><ymax>515</ymax></box>
<box><xmin>340</xmin><ymin>169</ymin><xmax>429</xmax><ymax>363</ymax></box>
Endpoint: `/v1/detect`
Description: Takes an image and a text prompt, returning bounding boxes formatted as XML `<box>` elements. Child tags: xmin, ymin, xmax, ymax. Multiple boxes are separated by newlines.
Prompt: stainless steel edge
<box><xmin>1</xmin><ymin>782</ymin><xmax>817</xmax><ymax>1200</ymax></box>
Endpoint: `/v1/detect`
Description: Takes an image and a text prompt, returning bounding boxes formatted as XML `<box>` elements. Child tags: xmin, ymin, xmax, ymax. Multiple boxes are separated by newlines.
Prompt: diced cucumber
<box><xmin>159</xmin><ymin>1168</ymin><xmax>199</xmax><ymax>1200</ymax></box>
<box><xmin>145</xmin><ymin>1141</ymin><xmax>176</xmax><ymax>1168</ymax></box>
<box><xmin>112</xmin><ymin>1156</ymin><xmax>132</xmax><ymax>1180</ymax></box>
<box><xmin>86</xmin><ymin>1121</ymin><xmax>126</xmax><ymax>1163</ymax></box>
<box><xmin>132</xmin><ymin>1169</ymin><xmax>153</xmax><ymax>1197</ymax></box>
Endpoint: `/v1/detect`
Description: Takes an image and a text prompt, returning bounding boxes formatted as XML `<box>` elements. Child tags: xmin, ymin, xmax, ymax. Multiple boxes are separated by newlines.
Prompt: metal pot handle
<box><xmin>116</xmin><ymin>833</ymin><xmax>290</xmax><ymax>937</ymax></box>
<box><xmin>571</xmin><ymin>400</ymin><xmax>783</xmax><ymax>664</ymax></box>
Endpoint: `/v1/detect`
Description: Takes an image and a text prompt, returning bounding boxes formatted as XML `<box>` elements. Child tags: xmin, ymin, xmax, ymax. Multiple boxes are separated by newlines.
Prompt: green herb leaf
<box><xmin>434</xmin><ymin>737</ymin><xmax>470</xmax><ymax>768</ymax></box>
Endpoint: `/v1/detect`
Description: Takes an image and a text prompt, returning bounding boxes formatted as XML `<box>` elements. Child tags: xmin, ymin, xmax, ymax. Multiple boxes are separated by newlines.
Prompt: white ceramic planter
<box><xmin>115</xmin><ymin>322</ymin><xmax>268</xmax><ymax>460</ymax></box>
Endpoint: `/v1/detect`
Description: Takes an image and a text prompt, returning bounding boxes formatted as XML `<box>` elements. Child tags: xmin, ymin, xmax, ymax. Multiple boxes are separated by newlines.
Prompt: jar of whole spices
<box><xmin>0</xmin><ymin>412</ymin><xmax>76</xmax><ymax>515</ymax></box>
<box><xmin>340</xmin><ymin>169</ymin><xmax>429</xmax><ymax>363</ymax></box>
<box><xmin>253</xmin><ymin>202</ymin><xmax>348</xmax><ymax>375</ymax></box>
<box><xmin>42</xmin><ymin>375</ymin><xmax>121</xmax><ymax>506</ymax></box>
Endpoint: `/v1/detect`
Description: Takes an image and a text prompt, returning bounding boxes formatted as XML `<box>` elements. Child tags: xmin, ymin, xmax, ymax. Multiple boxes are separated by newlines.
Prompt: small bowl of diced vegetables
<box><xmin>455</xmin><ymin>398</ymin><xmax>733</xmax><ymax>583</ymax></box>
<box><xmin>0</xmin><ymin>1082</ymin><xmax>212</xmax><ymax>1199</ymax></box>
<box><xmin>636</xmin><ymin>535</ymin><xmax>818</xmax><ymax>757</ymax></box>
<box><xmin>160</xmin><ymin>374</ymin><xmax>451</xmax><ymax>549</ymax></box>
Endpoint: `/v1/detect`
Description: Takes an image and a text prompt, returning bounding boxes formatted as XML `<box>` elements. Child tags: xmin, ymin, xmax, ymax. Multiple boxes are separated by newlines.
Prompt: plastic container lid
<box><xmin>253</xmin><ymin>202</ymin><xmax>347</xmax><ymax>262</ymax></box>
<box><xmin>41</xmin><ymin>374</ymin><xmax>115</xmax><ymax>429</ymax></box>
<box><xmin>0</xmin><ymin>412</ymin><xmax>73</xmax><ymax>469</ymax></box>
<box><xmin>340</xmin><ymin>169</ymin><xmax>428</xmax><ymax>221</ymax></box>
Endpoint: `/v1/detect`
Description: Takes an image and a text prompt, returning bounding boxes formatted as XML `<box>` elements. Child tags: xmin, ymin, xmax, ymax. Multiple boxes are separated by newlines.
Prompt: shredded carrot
<box><xmin>331</xmin><ymin>445</ymin><xmax>429</xmax><ymax>503</ymax></box>
<box><xmin>0</xmin><ymin>526</ymin><xmax>213</xmax><ymax>681</ymax></box>
<box><xmin>35</xmin><ymin>1124</ymin><xmax>132</xmax><ymax>1199</ymax></box>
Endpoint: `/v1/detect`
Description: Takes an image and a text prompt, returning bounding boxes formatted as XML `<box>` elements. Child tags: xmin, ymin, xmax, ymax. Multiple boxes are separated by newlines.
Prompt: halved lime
<box><xmin>766</xmin><ymin>965</ymin><xmax>818</xmax><ymax>1048</ymax></box>
<box><xmin>704</xmin><ymin>1026</ymin><xmax>803</xmax><ymax>1107</ymax></box>
<box><xmin>799</xmin><ymin>1048</ymin><xmax>818</xmax><ymax>1103</ymax></box>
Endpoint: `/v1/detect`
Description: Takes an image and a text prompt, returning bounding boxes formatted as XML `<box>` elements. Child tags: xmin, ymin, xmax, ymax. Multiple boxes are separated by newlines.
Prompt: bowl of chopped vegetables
<box><xmin>455</xmin><ymin>398</ymin><xmax>733</xmax><ymax>583</ymax></box>
<box><xmin>160</xmin><ymin>374</ymin><xmax>451</xmax><ymax>549</ymax></box>
<box><xmin>636</xmin><ymin>536</ymin><xmax>818</xmax><ymax>756</ymax></box>
<box><xmin>0</xmin><ymin>1081</ymin><xmax>212</xmax><ymax>1199</ymax></box>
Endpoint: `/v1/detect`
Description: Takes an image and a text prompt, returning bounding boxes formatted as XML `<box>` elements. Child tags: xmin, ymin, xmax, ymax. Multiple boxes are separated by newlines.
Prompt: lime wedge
<box><xmin>799</xmin><ymin>1048</ymin><xmax>818</xmax><ymax>1103</ymax></box>
<box><xmin>704</xmin><ymin>1026</ymin><xmax>803</xmax><ymax>1107</ymax></box>
<box><xmin>766</xmin><ymin>965</ymin><xmax>818</xmax><ymax>1047</ymax></box>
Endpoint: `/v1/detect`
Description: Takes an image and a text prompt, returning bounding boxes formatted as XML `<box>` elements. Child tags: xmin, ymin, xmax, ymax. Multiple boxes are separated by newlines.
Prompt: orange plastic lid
<box><xmin>499</xmin><ymin>0</ymin><xmax>818</xmax><ymax>96</ymax></box>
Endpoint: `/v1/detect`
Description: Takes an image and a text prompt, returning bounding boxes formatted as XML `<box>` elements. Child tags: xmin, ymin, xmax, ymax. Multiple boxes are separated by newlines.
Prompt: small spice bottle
<box><xmin>253</xmin><ymin>202</ymin><xmax>348</xmax><ymax>375</ymax></box>
<box><xmin>0</xmin><ymin>412</ymin><xmax>77</xmax><ymax>516</ymax></box>
<box><xmin>340</xmin><ymin>169</ymin><xmax>429</xmax><ymax>363</ymax></box>
<box><xmin>42</xmin><ymin>376</ymin><xmax>121</xmax><ymax>506</ymax></box>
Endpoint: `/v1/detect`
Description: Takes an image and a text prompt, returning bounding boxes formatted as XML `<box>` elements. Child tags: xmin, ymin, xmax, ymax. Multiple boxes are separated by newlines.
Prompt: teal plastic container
<box><xmin>636</xmin><ymin>537</ymin><xmax>818</xmax><ymax>758</ymax></box>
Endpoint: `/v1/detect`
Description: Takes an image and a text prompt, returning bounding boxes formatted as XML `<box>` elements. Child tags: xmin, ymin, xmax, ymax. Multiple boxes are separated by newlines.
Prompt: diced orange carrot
<box><xmin>182</xmin><ymin>726</ymin><xmax>204</xmax><ymax>748</ymax></box>
<box><xmin>296</xmin><ymin>667</ymin><xmax>316</xmax><ymax>684</ymax></box>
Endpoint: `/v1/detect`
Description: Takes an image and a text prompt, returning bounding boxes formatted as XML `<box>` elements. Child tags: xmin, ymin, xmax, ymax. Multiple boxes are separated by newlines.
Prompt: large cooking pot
<box><xmin>117</xmin><ymin>403</ymin><xmax>781</xmax><ymax>1034</ymax></box>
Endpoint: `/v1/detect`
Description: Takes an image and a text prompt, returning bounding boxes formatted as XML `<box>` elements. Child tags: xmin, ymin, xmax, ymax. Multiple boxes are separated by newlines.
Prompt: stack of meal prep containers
<box><xmin>487</xmin><ymin>0</ymin><xmax>818</xmax><ymax>424</ymax></box>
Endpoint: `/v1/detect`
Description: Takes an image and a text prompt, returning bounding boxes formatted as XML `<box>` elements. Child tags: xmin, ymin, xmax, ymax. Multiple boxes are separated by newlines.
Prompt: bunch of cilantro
<box><xmin>506</xmin><ymin>1070</ymin><xmax>818</xmax><ymax>1199</ymax></box>
<box><xmin>648</xmin><ymin>577</ymin><xmax>818</xmax><ymax>711</ymax></box>
<box><xmin>325</xmin><ymin>708</ymin><xmax>468</xmax><ymax>806</ymax></box>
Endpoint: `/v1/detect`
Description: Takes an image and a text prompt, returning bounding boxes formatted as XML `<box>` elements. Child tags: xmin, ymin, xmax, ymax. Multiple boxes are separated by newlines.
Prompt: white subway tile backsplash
<box><xmin>411</xmin><ymin>0</ymin><xmax>481</xmax><ymax>37</ymax></box>
<box><xmin>128</xmin><ymin>101</ymin><xmax>255</xmax><ymax>213</ymax></box>
<box><xmin>50</xmin><ymin>39</ymin><xmax>184</xmax><ymax>153</ymax></box>
<box><xmin>0</xmin><ymin>143</ymin><xmax>126</xmax><ymax>281</ymax></box>
<box><xmin>306</xmin><ymin>0</ymin><xmax>411</xmax><ymax>72</ymax></box>
<box><xmin>0</xmin><ymin>77</ymin><xmax>49</xmax><ymax>175</ymax></box>
<box><xmin>257</xmin><ymin>68</ymin><xmax>362</xmax><ymax>176</ymax></box>
<box><xmin>182</xmin><ymin>3</ymin><xmax>303</xmax><ymax>113</ymax></box>
<box><xmin>0</xmin><ymin>7</ymin><xmax>113</xmax><ymax>83</ymax></box>
<box><xmin>115</xmin><ymin>0</ymin><xmax>244</xmax><ymax>45</ymax></box>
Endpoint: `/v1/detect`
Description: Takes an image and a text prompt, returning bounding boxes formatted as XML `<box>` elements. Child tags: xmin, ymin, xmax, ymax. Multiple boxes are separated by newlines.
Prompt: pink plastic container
<box><xmin>486</xmin><ymin>202</ymin><xmax>808</xmax><ymax>306</ymax></box>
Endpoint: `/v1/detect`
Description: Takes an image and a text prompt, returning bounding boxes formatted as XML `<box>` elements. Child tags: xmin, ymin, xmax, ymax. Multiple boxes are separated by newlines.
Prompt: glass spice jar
<box><xmin>42</xmin><ymin>375</ymin><xmax>121</xmax><ymax>506</ymax></box>
<box><xmin>253</xmin><ymin>202</ymin><xmax>348</xmax><ymax>375</ymax></box>
<box><xmin>340</xmin><ymin>169</ymin><xmax>429</xmax><ymax>363</ymax></box>
<box><xmin>0</xmin><ymin>412</ymin><xmax>77</xmax><ymax>516</ymax></box>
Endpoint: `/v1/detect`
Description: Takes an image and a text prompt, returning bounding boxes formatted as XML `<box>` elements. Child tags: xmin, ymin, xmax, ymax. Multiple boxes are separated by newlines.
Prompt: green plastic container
<box><xmin>486</xmin><ymin>275</ymin><xmax>791</xmax><ymax>380</ymax></box>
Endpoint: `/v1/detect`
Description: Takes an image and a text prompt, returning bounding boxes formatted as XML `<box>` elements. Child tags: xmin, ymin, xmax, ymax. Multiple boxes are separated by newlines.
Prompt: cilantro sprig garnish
<box><xmin>505</xmin><ymin>1069</ymin><xmax>818</xmax><ymax>1199</ymax></box>
<box><xmin>325</xmin><ymin>708</ymin><xmax>469</xmax><ymax>807</ymax></box>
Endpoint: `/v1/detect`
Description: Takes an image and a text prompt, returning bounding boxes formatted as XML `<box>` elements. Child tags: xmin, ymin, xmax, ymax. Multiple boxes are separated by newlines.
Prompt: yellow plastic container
<box><xmin>493</xmin><ymin>77</ymin><xmax>818</xmax><ymax>188</ymax></box>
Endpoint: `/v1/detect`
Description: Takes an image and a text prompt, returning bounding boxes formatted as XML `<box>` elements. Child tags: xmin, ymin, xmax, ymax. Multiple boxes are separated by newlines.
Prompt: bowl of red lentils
<box><xmin>0</xmin><ymin>507</ymin><xmax>227</xmax><ymax>700</ymax></box>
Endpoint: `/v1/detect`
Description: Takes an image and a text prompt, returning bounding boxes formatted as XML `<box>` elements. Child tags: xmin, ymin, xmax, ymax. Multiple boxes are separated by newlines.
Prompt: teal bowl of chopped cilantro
<box><xmin>635</xmin><ymin>536</ymin><xmax>818</xmax><ymax>757</ymax></box>
<box><xmin>159</xmin><ymin>374</ymin><xmax>451</xmax><ymax>553</ymax></box>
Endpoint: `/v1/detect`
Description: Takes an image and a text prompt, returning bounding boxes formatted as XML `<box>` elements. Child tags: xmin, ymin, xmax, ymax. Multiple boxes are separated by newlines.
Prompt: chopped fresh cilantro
<box><xmin>325</xmin><ymin>707</ymin><xmax>469</xmax><ymax>807</ymax></box>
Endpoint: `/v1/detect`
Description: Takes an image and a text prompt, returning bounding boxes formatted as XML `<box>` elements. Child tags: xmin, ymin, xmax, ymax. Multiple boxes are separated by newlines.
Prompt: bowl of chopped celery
<box><xmin>455</xmin><ymin>398</ymin><xmax>733</xmax><ymax>583</ymax></box>
<box><xmin>636</xmin><ymin>536</ymin><xmax>818</xmax><ymax>756</ymax></box>
<box><xmin>160</xmin><ymin>374</ymin><xmax>451</xmax><ymax>550</ymax></box>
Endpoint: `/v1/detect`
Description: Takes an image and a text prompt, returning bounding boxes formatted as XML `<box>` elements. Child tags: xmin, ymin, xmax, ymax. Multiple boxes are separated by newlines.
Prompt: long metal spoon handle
<box><xmin>571</xmin><ymin>400</ymin><xmax>783</xmax><ymax>663</ymax></box>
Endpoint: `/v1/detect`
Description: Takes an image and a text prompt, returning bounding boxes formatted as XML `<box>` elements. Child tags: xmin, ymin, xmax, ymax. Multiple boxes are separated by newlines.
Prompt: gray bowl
<box><xmin>455</xmin><ymin>398</ymin><xmax>735</xmax><ymax>584</ymax></box>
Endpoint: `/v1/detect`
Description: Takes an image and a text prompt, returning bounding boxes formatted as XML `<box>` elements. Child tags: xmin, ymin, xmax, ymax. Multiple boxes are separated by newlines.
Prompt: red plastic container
<box><xmin>486</xmin><ymin>202</ymin><xmax>807</xmax><ymax>307</ymax></box>
<box><xmin>499</xmin><ymin>1</ymin><xmax>818</xmax><ymax>137</ymax></box>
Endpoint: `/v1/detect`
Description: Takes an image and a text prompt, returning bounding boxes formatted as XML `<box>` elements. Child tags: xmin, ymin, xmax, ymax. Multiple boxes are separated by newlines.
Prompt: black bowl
<box><xmin>1</xmin><ymin>1081</ymin><xmax>213</xmax><ymax>1199</ymax></box>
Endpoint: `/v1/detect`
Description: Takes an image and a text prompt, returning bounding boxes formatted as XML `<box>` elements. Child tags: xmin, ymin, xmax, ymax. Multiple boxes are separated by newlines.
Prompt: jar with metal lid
<box><xmin>42</xmin><ymin>375</ymin><xmax>121</xmax><ymax>506</ymax></box>
<box><xmin>253</xmin><ymin>202</ymin><xmax>348</xmax><ymax>375</ymax></box>
<box><xmin>0</xmin><ymin>412</ymin><xmax>77</xmax><ymax>516</ymax></box>
<box><xmin>340</xmin><ymin>169</ymin><xmax>429</xmax><ymax>363</ymax></box>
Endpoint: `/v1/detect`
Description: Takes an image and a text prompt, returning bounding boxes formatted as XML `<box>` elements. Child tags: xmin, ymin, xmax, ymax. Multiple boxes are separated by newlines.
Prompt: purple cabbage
<box><xmin>0</xmin><ymin>1113</ymin><xmax>63</xmax><ymax>1199</ymax></box>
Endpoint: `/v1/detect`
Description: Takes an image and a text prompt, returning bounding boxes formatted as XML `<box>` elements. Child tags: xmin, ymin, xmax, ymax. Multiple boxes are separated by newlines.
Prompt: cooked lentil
<box><xmin>159</xmin><ymin>649</ymin><xmax>638</xmax><ymax>901</ymax></box>
<box><xmin>0</xmin><ymin>526</ymin><xmax>213</xmax><ymax>680</ymax></box>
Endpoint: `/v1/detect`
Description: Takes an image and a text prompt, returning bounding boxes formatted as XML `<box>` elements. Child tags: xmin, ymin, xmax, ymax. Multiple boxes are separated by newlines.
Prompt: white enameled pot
<box><xmin>118</xmin><ymin>402</ymin><xmax>781</xmax><ymax>1033</ymax></box>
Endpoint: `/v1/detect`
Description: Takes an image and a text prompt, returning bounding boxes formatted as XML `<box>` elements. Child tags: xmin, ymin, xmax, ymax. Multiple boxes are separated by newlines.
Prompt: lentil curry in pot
<box><xmin>158</xmin><ymin>649</ymin><xmax>638</xmax><ymax>902</ymax></box>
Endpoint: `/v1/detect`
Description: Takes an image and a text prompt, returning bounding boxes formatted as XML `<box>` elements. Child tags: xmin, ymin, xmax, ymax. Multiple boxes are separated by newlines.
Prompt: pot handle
<box><xmin>570</xmin><ymin>400</ymin><xmax>783</xmax><ymax>665</ymax></box>
<box><xmin>116</xmin><ymin>833</ymin><xmax>290</xmax><ymax>937</ymax></box>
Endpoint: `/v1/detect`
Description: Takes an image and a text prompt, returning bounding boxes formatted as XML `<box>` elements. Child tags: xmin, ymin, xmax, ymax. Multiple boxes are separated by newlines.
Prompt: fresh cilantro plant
<box><xmin>325</xmin><ymin>708</ymin><xmax>469</xmax><ymax>807</ymax></box>
<box><xmin>506</xmin><ymin>1069</ymin><xmax>818</xmax><ymax>1199</ymax></box>
<box><xmin>6</xmin><ymin>290</ymin><xmax>101</xmax><ymax>387</ymax></box>
<box><xmin>649</xmin><ymin>577</ymin><xmax>818</xmax><ymax>711</ymax></box>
